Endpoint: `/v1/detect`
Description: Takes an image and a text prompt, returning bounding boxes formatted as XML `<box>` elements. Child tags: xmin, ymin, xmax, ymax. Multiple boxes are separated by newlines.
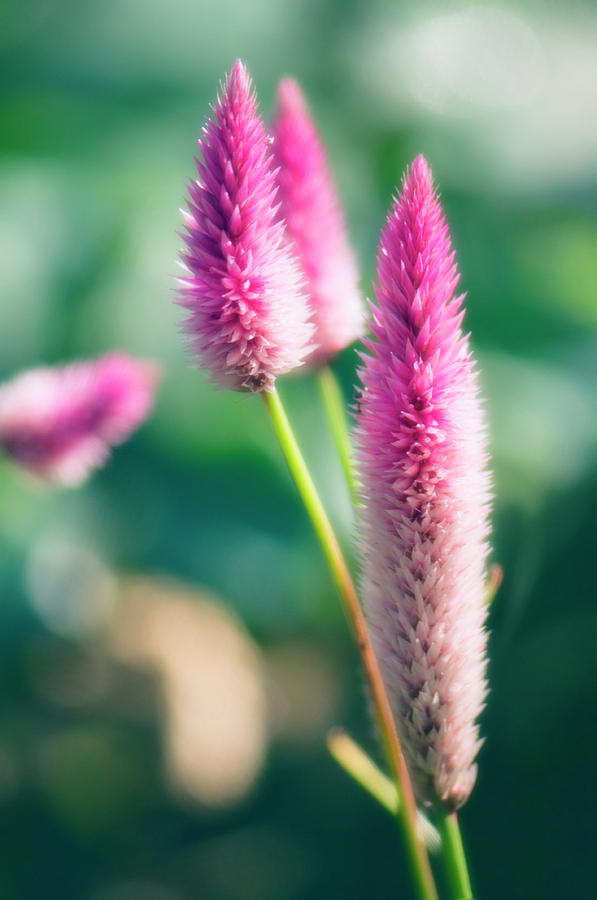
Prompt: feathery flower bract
<box><xmin>0</xmin><ymin>354</ymin><xmax>159</xmax><ymax>486</ymax></box>
<box><xmin>356</xmin><ymin>156</ymin><xmax>492</xmax><ymax>809</ymax></box>
<box><xmin>178</xmin><ymin>61</ymin><xmax>313</xmax><ymax>392</ymax></box>
<box><xmin>272</xmin><ymin>78</ymin><xmax>363</xmax><ymax>364</ymax></box>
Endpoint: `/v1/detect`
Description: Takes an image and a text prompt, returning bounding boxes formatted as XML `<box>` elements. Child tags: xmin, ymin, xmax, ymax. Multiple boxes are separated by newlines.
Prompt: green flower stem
<box><xmin>317</xmin><ymin>365</ymin><xmax>358</xmax><ymax>503</ymax></box>
<box><xmin>327</xmin><ymin>728</ymin><xmax>396</xmax><ymax>814</ymax></box>
<box><xmin>436</xmin><ymin>810</ymin><xmax>474</xmax><ymax>900</ymax></box>
<box><xmin>327</xmin><ymin>729</ymin><xmax>441</xmax><ymax>853</ymax></box>
<box><xmin>263</xmin><ymin>386</ymin><xmax>439</xmax><ymax>900</ymax></box>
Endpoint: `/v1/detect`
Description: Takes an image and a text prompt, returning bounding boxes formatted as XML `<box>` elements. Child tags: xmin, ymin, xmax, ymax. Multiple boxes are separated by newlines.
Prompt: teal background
<box><xmin>1</xmin><ymin>1</ymin><xmax>596</xmax><ymax>897</ymax></box>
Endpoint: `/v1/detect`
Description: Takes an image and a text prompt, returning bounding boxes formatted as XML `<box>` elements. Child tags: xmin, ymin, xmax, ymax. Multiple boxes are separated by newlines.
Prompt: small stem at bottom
<box><xmin>327</xmin><ymin>728</ymin><xmax>397</xmax><ymax>816</ymax></box>
<box><xmin>436</xmin><ymin>810</ymin><xmax>474</xmax><ymax>899</ymax></box>
<box><xmin>263</xmin><ymin>386</ymin><xmax>438</xmax><ymax>900</ymax></box>
<box><xmin>327</xmin><ymin>729</ymin><xmax>441</xmax><ymax>853</ymax></box>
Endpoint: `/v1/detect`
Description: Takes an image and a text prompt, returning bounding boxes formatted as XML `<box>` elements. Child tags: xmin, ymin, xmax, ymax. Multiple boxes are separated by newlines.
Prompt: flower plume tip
<box><xmin>176</xmin><ymin>61</ymin><xmax>313</xmax><ymax>392</ymax></box>
<box><xmin>271</xmin><ymin>77</ymin><xmax>364</xmax><ymax>364</ymax></box>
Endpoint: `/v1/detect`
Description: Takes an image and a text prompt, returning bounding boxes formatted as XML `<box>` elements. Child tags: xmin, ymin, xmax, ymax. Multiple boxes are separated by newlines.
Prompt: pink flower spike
<box><xmin>355</xmin><ymin>156</ymin><xmax>492</xmax><ymax>809</ymax></box>
<box><xmin>178</xmin><ymin>60</ymin><xmax>313</xmax><ymax>392</ymax></box>
<box><xmin>272</xmin><ymin>78</ymin><xmax>363</xmax><ymax>364</ymax></box>
<box><xmin>0</xmin><ymin>354</ymin><xmax>160</xmax><ymax>486</ymax></box>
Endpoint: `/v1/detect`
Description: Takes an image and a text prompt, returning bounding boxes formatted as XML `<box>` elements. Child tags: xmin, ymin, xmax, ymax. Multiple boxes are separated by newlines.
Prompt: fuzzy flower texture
<box><xmin>178</xmin><ymin>61</ymin><xmax>313</xmax><ymax>392</ymax></box>
<box><xmin>356</xmin><ymin>156</ymin><xmax>492</xmax><ymax>809</ymax></box>
<box><xmin>272</xmin><ymin>78</ymin><xmax>363</xmax><ymax>364</ymax></box>
<box><xmin>0</xmin><ymin>354</ymin><xmax>159</xmax><ymax>486</ymax></box>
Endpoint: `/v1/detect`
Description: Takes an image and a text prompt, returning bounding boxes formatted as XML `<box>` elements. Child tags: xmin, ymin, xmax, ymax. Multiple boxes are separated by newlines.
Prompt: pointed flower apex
<box><xmin>177</xmin><ymin>60</ymin><xmax>313</xmax><ymax>392</ymax></box>
<box><xmin>227</xmin><ymin>58</ymin><xmax>251</xmax><ymax>96</ymax></box>
<box><xmin>0</xmin><ymin>354</ymin><xmax>159</xmax><ymax>486</ymax></box>
<box><xmin>272</xmin><ymin>77</ymin><xmax>363</xmax><ymax>365</ymax></box>
<box><xmin>407</xmin><ymin>153</ymin><xmax>433</xmax><ymax>189</ymax></box>
<box><xmin>356</xmin><ymin>155</ymin><xmax>492</xmax><ymax>809</ymax></box>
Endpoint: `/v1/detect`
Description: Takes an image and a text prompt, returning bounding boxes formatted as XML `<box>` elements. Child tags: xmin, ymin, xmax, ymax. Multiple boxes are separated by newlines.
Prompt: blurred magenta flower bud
<box><xmin>356</xmin><ymin>156</ymin><xmax>492</xmax><ymax>809</ymax></box>
<box><xmin>0</xmin><ymin>354</ymin><xmax>159</xmax><ymax>486</ymax></box>
<box><xmin>272</xmin><ymin>78</ymin><xmax>363</xmax><ymax>365</ymax></box>
<box><xmin>177</xmin><ymin>61</ymin><xmax>313</xmax><ymax>392</ymax></box>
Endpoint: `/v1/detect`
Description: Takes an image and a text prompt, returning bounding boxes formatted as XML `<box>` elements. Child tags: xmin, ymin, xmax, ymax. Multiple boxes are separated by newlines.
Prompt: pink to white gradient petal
<box><xmin>0</xmin><ymin>354</ymin><xmax>159</xmax><ymax>486</ymax></box>
<box><xmin>355</xmin><ymin>156</ymin><xmax>492</xmax><ymax>809</ymax></box>
<box><xmin>272</xmin><ymin>78</ymin><xmax>364</xmax><ymax>365</ymax></box>
<box><xmin>177</xmin><ymin>61</ymin><xmax>313</xmax><ymax>392</ymax></box>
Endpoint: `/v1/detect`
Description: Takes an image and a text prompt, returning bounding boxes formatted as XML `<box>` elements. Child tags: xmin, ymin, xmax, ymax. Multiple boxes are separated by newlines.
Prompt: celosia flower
<box><xmin>178</xmin><ymin>60</ymin><xmax>313</xmax><ymax>392</ymax></box>
<box><xmin>272</xmin><ymin>78</ymin><xmax>363</xmax><ymax>364</ymax></box>
<box><xmin>356</xmin><ymin>156</ymin><xmax>492</xmax><ymax>809</ymax></box>
<box><xmin>0</xmin><ymin>354</ymin><xmax>159</xmax><ymax>486</ymax></box>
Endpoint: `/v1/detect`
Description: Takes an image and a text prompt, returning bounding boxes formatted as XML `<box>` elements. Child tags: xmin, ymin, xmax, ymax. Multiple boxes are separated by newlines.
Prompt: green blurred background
<box><xmin>1</xmin><ymin>0</ymin><xmax>596</xmax><ymax>897</ymax></box>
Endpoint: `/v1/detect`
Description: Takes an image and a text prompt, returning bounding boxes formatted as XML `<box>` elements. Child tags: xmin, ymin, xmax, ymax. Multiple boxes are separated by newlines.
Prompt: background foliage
<box><xmin>1</xmin><ymin>1</ymin><xmax>596</xmax><ymax>897</ymax></box>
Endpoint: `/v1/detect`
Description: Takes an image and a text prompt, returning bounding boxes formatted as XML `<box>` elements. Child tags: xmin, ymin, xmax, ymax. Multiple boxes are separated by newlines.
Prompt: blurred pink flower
<box><xmin>0</xmin><ymin>354</ymin><xmax>159</xmax><ymax>486</ymax></box>
<box><xmin>272</xmin><ymin>78</ymin><xmax>363</xmax><ymax>364</ymax></box>
<box><xmin>178</xmin><ymin>60</ymin><xmax>313</xmax><ymax>392</ymax></box>
<box><xmin>356</xmin><ymin>155</ymin><xmax>492</xmax><ymax>809</ymax></box>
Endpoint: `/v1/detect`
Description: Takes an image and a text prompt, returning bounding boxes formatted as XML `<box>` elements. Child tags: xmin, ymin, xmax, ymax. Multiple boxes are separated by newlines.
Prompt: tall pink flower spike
<box><xmin>178</xmin><ymin>61</ymin><xmax>313</xmax><ymax>392</ymax></box>
<box><xmin>0</xmin><ymin>354</ymin><xmax>159</xmax><ymax>486</ymax></box>
<box><xmin>272</xmin><ymin>78</ymin><xmax>363</xmax><ymax>364</ymax></box>
<box><xmin>355</xmin><ymin>156</ymin><xmax>492</xmax><ymax>809</ymax></box>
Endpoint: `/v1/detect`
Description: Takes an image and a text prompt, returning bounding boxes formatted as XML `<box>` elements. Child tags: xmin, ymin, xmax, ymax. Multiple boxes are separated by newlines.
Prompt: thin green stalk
<box><xmin>436</xmin><ymin>810</ymin><xmax>474</xmax><ymax>899</ymax></box>
<box><xmin>327</xmin><ymin>728</ymin><xmax>396</xmax><ymax>815</ymax></box>
<box><xmin>263</xmin><ymin>386</ymin><xmax>439</xmax><ymax>900</ymax></box>
<box><xmin>317</xmin><ymin>365</ymin><xmax>358</xmax><ymax>504</ymax></box>
<box><xmin>327</xmin><ymin>729</ymin><xmax>441</xmax><ymax>853</ymax></box>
